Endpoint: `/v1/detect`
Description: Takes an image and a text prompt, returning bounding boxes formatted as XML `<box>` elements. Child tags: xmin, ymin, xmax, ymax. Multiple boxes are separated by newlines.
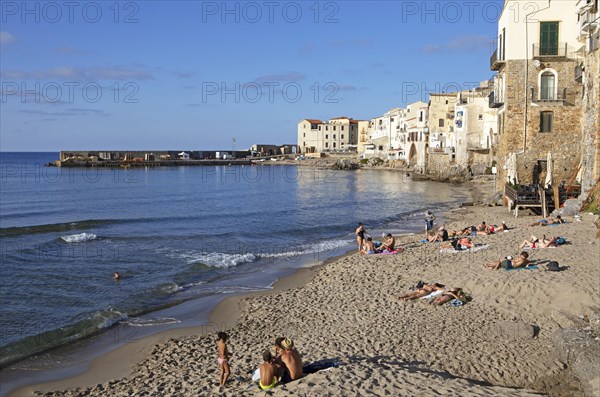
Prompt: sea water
<box><xmin>0</xmin><ymin>152</ymin><xmax>469</xmax><ymax>369</ymax></box>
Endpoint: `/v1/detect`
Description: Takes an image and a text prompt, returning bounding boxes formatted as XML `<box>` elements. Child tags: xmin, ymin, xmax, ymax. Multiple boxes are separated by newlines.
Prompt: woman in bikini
<box><xmin>430</xmin><ymin>288</ymin><xmax>466</xmax><ymax>306</ymax></box>
<box><xmin>398</xmin><ymin>283</ymin><xmax>445</xmax><ymax>300</ymax></box>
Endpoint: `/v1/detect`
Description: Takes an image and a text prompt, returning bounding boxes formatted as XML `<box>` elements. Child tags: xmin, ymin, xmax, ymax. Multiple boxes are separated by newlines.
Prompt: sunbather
<box><xmin>484</xmin><ymin>251</ymin><xmax>530</xmax><ymax>270</ymax></box>
<box><xmin>520</xmin><ymin>235</ymin><xmax>557</xmax><ymax>249</ymax></box>
<box><xmin>360</xmin><ymin>237</ymin><xmax>376</xmax><ymax>255</ymax></box>
<box><xmin>529</xmin><ymin>215</ymin><xmax>564</xmax><ymax>227</ymax></box>
<box><xmin>497</xmin><ymin>221</ymin><xmax>509</xmax><ymax>231</ymax></box>
<box><xmin>398</xmin><ymin>283</ymin><xmax>445</xmax><ymax>300</ymax></box>
<box><xmin>430</xmin><ymin>288</ymin><xmax>466</xmax><ymax>306</ymax></box>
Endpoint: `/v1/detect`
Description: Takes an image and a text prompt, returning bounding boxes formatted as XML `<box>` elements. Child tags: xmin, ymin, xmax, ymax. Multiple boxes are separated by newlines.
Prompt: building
<box><xmin>490</xmin><ymin>0</ymin><xmax>584</xmax><ymax>191</ymax></box>
<box><xmin>356</xmin><ymin>120</ymin><xmax>371</xmax><ymax>154</ymax></box>
<box><xmin>576</xmin><ymin>0</ymin><xmax>600</xmax><ymax>192</ymax></box>
<box><xmin>403</xmin><ymin>101</ymin><xmax>429</xmax><ymax>171</ymax></box>
<box><xmin>365</xmin><ymin>108</ymin><xmax>406</xmax><ymax>160</ymax></box>
<box><xmin>297</xmin><ymin>117</ymin><xmax>360</xmax><ymax>154</ymax></box>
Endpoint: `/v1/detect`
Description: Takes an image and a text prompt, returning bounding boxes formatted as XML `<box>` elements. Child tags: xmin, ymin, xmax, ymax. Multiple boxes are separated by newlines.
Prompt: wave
<box><xmin>122</xmin><ymin>317</ymin><xmax>181</xmax><ymax>327</ymax></box>
<box><xmin>59</xmin><ymin>233</ymin><xmax>98</xmax><ymax>243</ymax></box>
<box><xmin>0</xmin><ymin>307</ymin><xmax>128</xmax><ymax>369</ymax></box>
<box><xmin>170</xmin><ymin>239</ymin><xmax>351</xmax><ymax>268</ymax></box>
<box><xmin>0</xmin><ymin>219</ymin><xmax>122</xmax><ymax>237</ymax></box>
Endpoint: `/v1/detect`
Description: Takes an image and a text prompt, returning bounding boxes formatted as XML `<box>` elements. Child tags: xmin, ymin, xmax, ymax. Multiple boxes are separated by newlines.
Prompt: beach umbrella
<box><xmin>544</xmin><ymin>151</ymin><xmax>553</xmax><ymax>188</ymax></box>
<box><xmin>506</xmin><ymin>152</ymin><xmax>518</xmax><ymax>185</ymax></box>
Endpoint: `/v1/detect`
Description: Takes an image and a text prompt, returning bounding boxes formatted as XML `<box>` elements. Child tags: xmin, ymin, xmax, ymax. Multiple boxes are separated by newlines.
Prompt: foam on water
<box><xmin>122</xmin><ymin>317</ymin><xmax>181</xmax><ymax>327</ymax></box>
<box><xmin>59</xmin><ymin>233</ymin><xmax>98</xmax><ymax>243</ymax></box>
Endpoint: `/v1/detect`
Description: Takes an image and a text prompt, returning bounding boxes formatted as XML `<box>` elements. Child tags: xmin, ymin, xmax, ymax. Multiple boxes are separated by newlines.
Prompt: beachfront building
<box><xmin>297</xmin><ymin>117</ymin><xmax>360</xmax><ymax>154</ymax></box>
<box><xmin>428</xmin><ymin>93</ymin><xmax>458</xmax><ymax>153</ymax></box>
<box><xmin>490</xmin><ymin>0</ymin><xmax>585</xmax><ymax>191</ymax></box>
<box><xmin>364</xmin><ymin>108</ymin><xmax>407</xmax><ymax>160</ymax></box>
<box><xmin>576</xmin><ymin>0</ymin><xmax>600</xmax><ymax>193</ymax></box>
<box><xmin>403</xmin><ymin>101</ymin><xmax>429</xmax><ymax>171</ymax></box>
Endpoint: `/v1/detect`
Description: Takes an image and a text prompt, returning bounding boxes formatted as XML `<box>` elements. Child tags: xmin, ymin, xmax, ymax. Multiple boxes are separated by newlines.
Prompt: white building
<box><xmin>298</xmin><ymin>117</ymin><xmax>360</xmax><ymax>154</ymax></box>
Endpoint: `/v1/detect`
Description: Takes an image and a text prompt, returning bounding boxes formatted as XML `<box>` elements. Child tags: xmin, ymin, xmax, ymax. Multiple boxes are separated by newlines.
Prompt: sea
<box><xmin>0</xmin><ymin>152</ymin><xmax>470</xmax><ymax>390</ymax></box>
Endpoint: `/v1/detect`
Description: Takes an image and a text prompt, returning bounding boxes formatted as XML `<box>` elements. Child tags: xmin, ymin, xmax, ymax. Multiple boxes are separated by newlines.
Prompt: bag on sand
<box><xmin>556</xmin><ymin>237</ymin><xmax>567</xmax><ymax>245</ymax></box>
<box><xmin>546</xmin><ymin>261</ymin><xmax>560</xmax><ymax>271</ymax></box>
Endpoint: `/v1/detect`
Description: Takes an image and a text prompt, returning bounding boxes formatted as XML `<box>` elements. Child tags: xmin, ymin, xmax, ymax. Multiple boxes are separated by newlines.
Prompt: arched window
<box><xmin>539</xmin><ymin>70</ymin><xmax>557</xmax><ymax>100</ymax></box>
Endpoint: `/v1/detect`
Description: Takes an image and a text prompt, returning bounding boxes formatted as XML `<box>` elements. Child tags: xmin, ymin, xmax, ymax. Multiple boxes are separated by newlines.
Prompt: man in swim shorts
<box><xmin>276</xmin><ymin>338</ymin><xmax>303</xmax><ymax>382</ymax></box>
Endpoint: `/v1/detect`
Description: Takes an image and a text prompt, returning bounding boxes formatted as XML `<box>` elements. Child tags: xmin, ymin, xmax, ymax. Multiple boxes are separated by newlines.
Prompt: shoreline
<box><xmin>3</xmin><ymin>180</ymin><xmax>485</xmax><ymax>396</ymax></box>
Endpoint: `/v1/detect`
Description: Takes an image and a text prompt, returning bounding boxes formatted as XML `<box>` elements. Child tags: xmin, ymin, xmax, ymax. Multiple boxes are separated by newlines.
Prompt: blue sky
<box><xmin>1</xmin><ymin>0</ymin><xmax>504</xmax><ymax>151</ymax></box>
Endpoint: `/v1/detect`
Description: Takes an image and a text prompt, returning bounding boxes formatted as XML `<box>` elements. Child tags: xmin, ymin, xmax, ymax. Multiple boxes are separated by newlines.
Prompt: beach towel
<box><xmin>504</xmin><ymin>265</ymin><xmax>539</xmax><ymax>271</ymax></box>
<box><xmin>377</xmin><ymin>249</ymin><xmax>401</xmax><ymax>255</ymax></box>
<box><xmin>419</xmin><ymin>290</ymin><xmax>444</xmax><ymax>299</ymax></box>
<box><xmin>439</xmin><ymin>244</ymin><xmax>490</xmax><ymax>254</ymax></box>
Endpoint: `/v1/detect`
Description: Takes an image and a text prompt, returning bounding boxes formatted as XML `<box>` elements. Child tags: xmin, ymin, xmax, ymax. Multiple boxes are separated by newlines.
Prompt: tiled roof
<box><xmin>303</xmin><ymin>119</ymin><xmax>323</xmax><ymax>124</ymax></box>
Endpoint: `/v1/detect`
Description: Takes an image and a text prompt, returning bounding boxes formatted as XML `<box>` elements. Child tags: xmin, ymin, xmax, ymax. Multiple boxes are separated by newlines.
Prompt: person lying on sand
<box><xmin>529</xmin><ymin>215</ymin><xmax>564</xmax><ymax>227</ymax></box>
<box><xmin>275</xmin><ymin>338</ymin><xmax>303</xmax><ymax>383</ymax></box>
<box><xmin>497</xmin><ymin>221</ymin><xmax>509</xmax><ymax>232</ymax></box>
<box><xmin>398</xmin><ymin>283</ymin><xmax>445</xmax><ymax>300</ymax></box>
<box><xmin>259</xmin><ymin>351</ymin><xmax>280</xmax><ymax>391</ymax></box>
<box><xmin>458</xmin><ymin>237</ymin><xmax>474</xmax><ymax>249</ymax></box>
<box><xmin>484</xmin><ymin>251</ymin><xmax>530</xmax><ymax>270</ymax></box>
<box><xmin>520</xmin><ymin>235</ymin><xmax>557</xmax><ymax>249</ymax></box>
<box><xmin>430</xmin><ymin>288</ymin><xmax>467</xmax><ymax>306</ymax></box>
<box><xmin>459</xmin><ymin>226</ymin><xmax>476</xmax><ymax>237</ymax></box>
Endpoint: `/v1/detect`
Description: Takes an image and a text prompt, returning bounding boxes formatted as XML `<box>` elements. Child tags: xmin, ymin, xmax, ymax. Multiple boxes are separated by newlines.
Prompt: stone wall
<box><xmin>496</xmin><ymin>58</ymin><xmax>583</xmax><ymax>190</ymax></box>
<box><xmin>580</xmin><ymin>49</ymin><xmax>600</xmax><ymax>194</ymax></box>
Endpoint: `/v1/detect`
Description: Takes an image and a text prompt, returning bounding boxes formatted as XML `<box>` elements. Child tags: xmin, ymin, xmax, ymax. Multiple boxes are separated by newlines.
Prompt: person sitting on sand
<box><xmin>217</xmin><ymin>332</ymin><xmax>231</xmax><ymax>388</ymax></box>
<box><xmin>259</xmin><ymin>351</ymin><xmax>279</xmax><ymax>391</ymax></box>
<box><xmin>379</xmin><ymin>233</ymin><xmax>396</xmax><ymax>251</ymax></box>
<box><xmin>275</xmin><ymin>338</ymin><xmax>303</xmax><ymax>383</ymax></box>
<box><xmin>484</xmin><ymin>252</ymin><xmax>530</xmax><ymax>270</ymax></box>
<box><xmin>360</xmin><ymin>237</ymin><xmax>376</xmax><ymax>255</ymax></box>
<box><xmin>529</xmin><ymin>215</ymin><xmax>564</xmax><ymax>227</ymax></box>
<box><xmin>477</xmin><ymin>221</ymin><xmax>487</xmax><ymax>232</ymax></box>
<box><xmin>398</xmin><ymin>283</ymin><xmax>445</xmax><ymax>300</ymax></box>
<box><xmin>430</xmin><ymin>288</ymin><xmax>467</xmax><ymax>306</ymax></box>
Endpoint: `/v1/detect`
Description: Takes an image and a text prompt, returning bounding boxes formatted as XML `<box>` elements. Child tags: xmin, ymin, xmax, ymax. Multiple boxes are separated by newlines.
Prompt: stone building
<box><xmin>490</xmin><ymin>0</ymin><xmax>585</xmax><ymax>191</ymax></box>
<box><xmin>297</xmin><ymin>117</ymin><xmax>360</xmax><ymax>154</ymax></box>
<box><xmin>576</xmin><ymin>0</ymin><xmax>600</xmax><ymax>193</ymax></box>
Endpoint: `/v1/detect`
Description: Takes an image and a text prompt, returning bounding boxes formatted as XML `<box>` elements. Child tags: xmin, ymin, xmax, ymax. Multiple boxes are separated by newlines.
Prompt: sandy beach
<box><xmin>10</xmin><ymin>196</ymin><xmax>600</xmax><ymax>396</ymax></box>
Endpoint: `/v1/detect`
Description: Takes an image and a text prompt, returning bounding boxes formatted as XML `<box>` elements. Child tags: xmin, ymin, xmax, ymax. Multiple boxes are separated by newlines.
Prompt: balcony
<box><xmin>490</xmin><ymin>49</ymin><xmax>505</xmax><ymax>71</ymax></box>
<box><xmin>575</xmin><ymin>63</ymin><xmax>584</xmax><ymax>82</ymax></box>
<box><xmin>488</xmin><ymin>91</ymin><xmax>504</xmax><ymax>108</ymax></box>
<box><xmin>579</xmin><ymin>9</ymin><xmax>599</xmax><ymax>33</ymax></box>
<box><xmin>531</xmin><ymin>87</ymin><xmax>569</xmax><ymax>105</ymax></box>
<box><xmin>532</xmin><ymin>42</ymin><xmax>570</xmax><ymax>58</ymax></box>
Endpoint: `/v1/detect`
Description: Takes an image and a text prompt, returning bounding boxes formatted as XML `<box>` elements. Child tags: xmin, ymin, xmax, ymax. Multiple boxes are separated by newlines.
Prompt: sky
<box><xmin>0</xmin><ymin>0</ymin><xmax>504</xmax><ymax>151</ymax></box>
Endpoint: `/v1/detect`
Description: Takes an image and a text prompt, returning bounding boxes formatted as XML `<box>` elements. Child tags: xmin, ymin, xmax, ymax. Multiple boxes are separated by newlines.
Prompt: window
<box><xmin>478</xmin><ymin>114</ymin><xmax>483</xmax><ymax>120</ymax></box>
<box><xmin>391</xmin><ymin>118</ymin><xmax>395</xmax><ymax>122</ymax></box>
<box><xmin>333</xmin><ymin>134</ymin><xmax>336</xmax><ymax>139</ymax></box>
<box><xmin>333</xmin><ymin>126</ymin><xmax>336</xmax><ymax>131</ymax></box>
<box><xmin>326</xmin><ymin>126</ymin><xmax>328</xmax><ymax>131</ymax></box>
<box><xmin>325</xmin><ymin>134</ymin><xmax>328</xmax><ymax>139</ymax></box>
<box><xmin>540</xmin><ymin>111</ymin><xmax>553</xmax><ymax>132</ymax></box>
<box><xmin>341</xmin><ymin>134</ymin><xmax>344</xmax><ymax>139</ymax></box>
<box><xmin>325</xmin><ymin>142</ymin><xmax>329</xmax><ymax>148</ymax></box>
<box><xmin>303</xmin><ymin>142</ymin><xmax>306</xmax><ymax>146</ymax></box>
<box><xmin>419</xmin><ymin>112</ymin><xmax>423</xmax><ymax>122</ymax></box>
<box><xmin>333</xmin><ymin>142</ymin><xmax>336</xmax><ymax>148</ymax></box>
<box><xmin>303</xmin><ymin>133</ymin><xmax>305</xmax><ymax>137</ymax></box>
<box><xmin>540</xmin><ymin>71</ymin><xmax>556</xmax><ymax>100</ymax></box>
<box><xmin>540</xmin><ymin>22</ymin><xmax>559</xmax><ymax>55</ymax></box>
<box><xmin>341</xmin><ymin>126</ymin><xmax>344</xmax><ymax>131</ymax></box>
<box><xmin>439</xmin><ymin>119</ymin><xmax>444</xmax><ymax>127</ymax></box>
<box><xmin>318</xmin><ymin>126</ymin><xmax>321</xmax><ymax>131</ymax></box>
<box><xmin>445</xmin><ymin>100</ymin><xmax>448</xmax><ymax>105</ymax></box>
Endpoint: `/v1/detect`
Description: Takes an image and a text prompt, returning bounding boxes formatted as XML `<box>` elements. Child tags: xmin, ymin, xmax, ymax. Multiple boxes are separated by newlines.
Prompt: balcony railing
<box><xmin>488</xmin><ymin>91</ymin><xmax>504</xmax><ymax>108</ymax></box>
<box><xmin>490</xmin><ymin>49</ymin><xmax>505</xmax><ymax>70</ymax></box>
<box><xmin>531</xmin><ymin>87</ymin><xmax>569</xmax><ymax>105</ymax></box>
<box><xmin>532</xmin><ymin>42</ymin><xmax>570</xmax><ymax>58</ymax></box>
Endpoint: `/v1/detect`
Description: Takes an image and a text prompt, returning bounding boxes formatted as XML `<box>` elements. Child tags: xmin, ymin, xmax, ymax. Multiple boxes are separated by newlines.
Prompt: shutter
<box><xmin>540</xmin><ymin>22</ymin><xmax>559</xmax><ymax>55</ymax></box>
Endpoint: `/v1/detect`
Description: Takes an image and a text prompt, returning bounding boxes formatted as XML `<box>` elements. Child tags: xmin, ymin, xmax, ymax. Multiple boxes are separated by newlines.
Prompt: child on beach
<box><xmin>217</xmin><ymin>332</ymin><xmax>230</xmax><ymax>388</ymax></box>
